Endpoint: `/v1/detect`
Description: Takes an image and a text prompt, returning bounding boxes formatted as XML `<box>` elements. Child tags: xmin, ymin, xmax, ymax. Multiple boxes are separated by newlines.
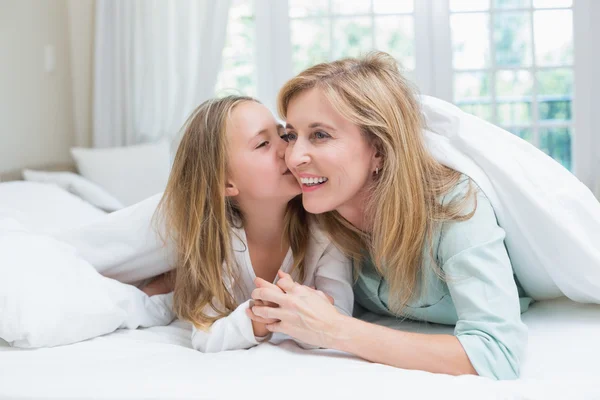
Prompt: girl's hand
<box><xmin>142</xmin><ymin>271</ymin><xmax>175</xmax><ymax>296</ymax></box>
<box><xmin>250</xmin><ymin>270</ymin><xmax>345</xmax><ymax>348</ymax></box>
<box><xmin>246</xmin><ymin>278</ymin><xmax>284</xmax><ymax>337</ymax></box>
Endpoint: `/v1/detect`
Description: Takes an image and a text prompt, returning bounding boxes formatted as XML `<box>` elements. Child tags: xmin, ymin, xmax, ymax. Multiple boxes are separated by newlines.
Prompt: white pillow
<box><xmin>0</xmin><ymin>218</ymin><xmax>175</xmax><ymax>348</ymax></box>
<box><xmin>71</xmin><ymin>140</ymin><xmax>171</xmax><ymax>206</ymax></box>
<box><xmin>0</xmin><ymin>181</ymin><xmax>106</xmax><ymax>234</ymax></box>
<box><xmin>22</xmin><ymin>169</ymin><xmax>124</xmax><ymax>212</ymax></box>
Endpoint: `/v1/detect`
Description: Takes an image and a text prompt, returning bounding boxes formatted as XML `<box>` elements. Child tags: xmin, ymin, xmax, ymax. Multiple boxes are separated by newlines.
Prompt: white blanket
<box><xmin>421</xmin><ymin>95</ymin><xmax>600</xmax><ymax>303</ymax></box>
<box><xmin>0</xmin><ymin>189</ymin><xmax>174</xmax><ymax>348</ymax></box>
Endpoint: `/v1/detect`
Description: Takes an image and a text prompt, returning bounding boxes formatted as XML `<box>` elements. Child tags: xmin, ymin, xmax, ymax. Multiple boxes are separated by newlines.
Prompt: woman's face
<box><xmin>284</xmin><ymin>88</ymin><xmax>378</xmax><ymax>216</ymax></box>
<box><xmin>227</xmin><ymin>101</ymin><xmax>300</xmax><ymax>204</ymax></box>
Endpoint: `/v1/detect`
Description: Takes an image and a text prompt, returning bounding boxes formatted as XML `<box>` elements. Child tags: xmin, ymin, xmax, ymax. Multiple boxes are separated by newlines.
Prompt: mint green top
<box><xmin>353</xmin><ymin>178</ymin><xmax>532</xmax><ymax>380</ymax></box>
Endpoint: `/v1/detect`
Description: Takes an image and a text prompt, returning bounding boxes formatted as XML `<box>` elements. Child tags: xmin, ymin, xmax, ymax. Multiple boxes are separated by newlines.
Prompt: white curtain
<box><xmin>93</xmin><ymin>0</ymin><xmax>231</xmax><ymax>147</ymax></box>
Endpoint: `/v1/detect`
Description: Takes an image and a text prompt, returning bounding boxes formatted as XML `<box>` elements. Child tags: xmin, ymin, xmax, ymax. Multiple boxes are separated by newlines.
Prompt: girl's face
<box><xmin>284</xmin><ymin>88</ymin><xmax>378</xmax><ymax>216</ymax></box>
<box><xmin>226</xmin><ymin>101</ymin><xmax>301</xmax><ymax>204</ymax></box>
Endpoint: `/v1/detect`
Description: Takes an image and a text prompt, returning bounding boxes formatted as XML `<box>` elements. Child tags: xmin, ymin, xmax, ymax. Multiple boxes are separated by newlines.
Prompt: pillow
<box><xmin>0</xmin><ymin>181</ymin><xmax>106</xmax><ymax>234</ymax></box>
<box><xmin>71</xmin><ymin>140</ymin><xmax>171</xmax><ymax>206</ymax></box>
<box><xmin>22</xmin><ymin>169</ymin><xmax>124</xmax><ymax>212</ymax></box>
<box><xmin>0</xmin><ymin>217</ymin><xmax>175</xmax><ymax>348</ymax></box>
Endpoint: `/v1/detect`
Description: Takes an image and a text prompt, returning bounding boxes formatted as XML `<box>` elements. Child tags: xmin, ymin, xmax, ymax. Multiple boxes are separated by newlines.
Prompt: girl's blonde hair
<box><xmin>277</xmin><ymin>52</ymin><xmax>475</xmax><ymax>312</ymax></box>
<box><xmin>155</xmin><ymin>96</ymin><xmax>308</xmax><ymax>328</ymax></box>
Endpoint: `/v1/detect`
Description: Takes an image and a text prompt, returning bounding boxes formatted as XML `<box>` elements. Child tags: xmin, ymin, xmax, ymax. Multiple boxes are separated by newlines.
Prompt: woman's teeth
<box><xmin>300</xmin><ymin>177</ymin><xmax>328</xmax><ymax>186</ymax></box>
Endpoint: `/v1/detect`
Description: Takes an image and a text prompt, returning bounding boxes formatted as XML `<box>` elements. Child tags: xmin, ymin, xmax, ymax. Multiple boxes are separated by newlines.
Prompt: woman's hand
<box><xmin>250</xmin><ymin>270</ymin><xmax>345</xmax><ymax>349</ymax></box>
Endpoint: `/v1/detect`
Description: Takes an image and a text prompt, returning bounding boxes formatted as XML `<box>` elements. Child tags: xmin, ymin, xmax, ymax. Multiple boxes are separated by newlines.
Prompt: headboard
<box><xmin>0</xmin><ymin>163</ymin><xmax>76</xmax><ymax>182</ymax></box>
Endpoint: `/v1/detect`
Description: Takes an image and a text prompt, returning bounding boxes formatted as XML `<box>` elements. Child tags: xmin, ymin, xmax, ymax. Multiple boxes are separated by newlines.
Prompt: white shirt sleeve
<box><xmin>191</xmin><ymin>299</ymin><xmax>269</xmax><ymax>353</ymax></box>
<box><xmin>313</xmin><ymin>243</ymin><xmax>354</xmax><ymax>317</ymax></box>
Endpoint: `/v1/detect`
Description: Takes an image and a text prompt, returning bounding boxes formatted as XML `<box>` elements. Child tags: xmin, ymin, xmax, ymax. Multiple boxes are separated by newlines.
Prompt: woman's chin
<box><xmin>301</xmin><ymin>197</ymin><xmax>334</xmax><ymax>215</ymax></box>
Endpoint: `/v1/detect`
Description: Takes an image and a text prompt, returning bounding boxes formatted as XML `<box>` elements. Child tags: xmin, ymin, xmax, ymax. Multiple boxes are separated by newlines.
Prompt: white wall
<box><xmin>67</xmin><ymin>0</ymin><xmax>94</xmax><ymax>148</ymax></box>
<box><xmin>0</xmin><ymin>0</ymin><xmax>76</xmax><ymax>173</ymax></box>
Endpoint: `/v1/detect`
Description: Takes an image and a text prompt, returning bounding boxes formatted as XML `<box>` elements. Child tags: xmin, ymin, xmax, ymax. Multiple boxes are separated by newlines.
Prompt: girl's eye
<box><xmin>314</xmin><ymin>131</ymin><xmax>330</xmax><ymax>140</ymax></box>
<box><xmin>256</xmin><ymin>141</ymin><xmax>269</xmax><ymax>149</ymax></box>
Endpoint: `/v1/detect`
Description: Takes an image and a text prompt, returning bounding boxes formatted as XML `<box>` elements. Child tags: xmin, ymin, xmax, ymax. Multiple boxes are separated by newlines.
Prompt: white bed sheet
<box><xmin>1</xmin><ymin>297</ymin><xmax>598</xmax><ymax>400</ymax></box>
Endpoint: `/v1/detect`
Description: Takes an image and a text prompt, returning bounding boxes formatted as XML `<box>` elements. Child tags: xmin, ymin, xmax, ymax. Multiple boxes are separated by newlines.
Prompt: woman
<box><xmin>249</xmin><ymin>52</ymin><xmax>532</xmax><ymax>380</ymax></box>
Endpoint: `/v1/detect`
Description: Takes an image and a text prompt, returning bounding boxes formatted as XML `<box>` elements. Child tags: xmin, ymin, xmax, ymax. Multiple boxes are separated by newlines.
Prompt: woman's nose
<box><xmin>285</xmin><ymin>139</ymin><xmax>310</xmax><ymax>168</ymax></box>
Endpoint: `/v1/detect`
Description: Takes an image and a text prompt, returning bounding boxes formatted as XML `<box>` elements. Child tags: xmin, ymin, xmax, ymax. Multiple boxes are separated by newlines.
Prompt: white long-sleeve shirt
<box><xmin>175</xmin><ymin>224</ymin><xmax>354</xmax><ymax>353</ymax></box>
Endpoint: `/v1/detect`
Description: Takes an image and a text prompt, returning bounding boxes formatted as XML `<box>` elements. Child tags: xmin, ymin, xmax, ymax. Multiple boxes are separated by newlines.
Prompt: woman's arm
<box><xmin>330</xmin><ymin>314</ymin><xmax>477</xmax><ymax>375</ymax></box>
<box><xmin>250</xmin><ymin>274</ymin><xmax>476</xmax><ymax>375</ymax></box>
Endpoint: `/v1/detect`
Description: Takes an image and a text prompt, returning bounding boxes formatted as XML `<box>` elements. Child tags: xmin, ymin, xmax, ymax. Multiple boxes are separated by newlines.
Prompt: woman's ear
<box><xmin>372</xmin><ymin>150</ymin><xmax>383</xmax><ymax>171</ymax></box>
<box><xmin>225</xmin><ymin>181</ymin><xmax>239</xmax><ymax>197</ymax></box>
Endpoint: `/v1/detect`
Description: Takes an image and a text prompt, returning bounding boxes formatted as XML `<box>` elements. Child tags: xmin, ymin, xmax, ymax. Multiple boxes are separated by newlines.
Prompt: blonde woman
<box><xmin>248</xmin><ymin>52</ymin><xmax>532</xmax><ymax>380</ymax></box>
<box><xmin>147</xmin><ymin>95</ymin><xmax>353</xmax><ymax>352</ymax></box>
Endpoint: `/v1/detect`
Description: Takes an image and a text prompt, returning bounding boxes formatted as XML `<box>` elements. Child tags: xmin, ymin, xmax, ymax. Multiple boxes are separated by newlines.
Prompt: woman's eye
<box><xmin>314</xmin><ymin>131</ymin><xmax>330</xmax><ymax>140</ymax></box>
<box><xmin>256</xmin><ymin>141</ymin><xmax>269</xmax><ymax>149</ymax></box>
<box><xmin>282</xmin><ymin>132</ymin><xmax>297</xmax><ymax>142</ymax></box>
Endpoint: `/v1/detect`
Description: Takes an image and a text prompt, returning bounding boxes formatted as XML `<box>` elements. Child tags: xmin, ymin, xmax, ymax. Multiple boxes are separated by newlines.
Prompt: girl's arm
<box><xmin>191</xmin><ymin>299</ymin><xmax>272</xmax><ymax>353</ymax></box>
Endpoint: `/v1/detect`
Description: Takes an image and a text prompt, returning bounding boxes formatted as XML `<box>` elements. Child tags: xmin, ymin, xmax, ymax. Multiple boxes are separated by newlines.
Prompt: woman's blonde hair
<box><xmin>278</xmin><ymin>51</ymin><xmax>475</xmax><ymax>312</ymax></box>
<box><xmin>155</xmin><ymin>95</ymin><xmax>308</xmax><ymax>329</ymax></box>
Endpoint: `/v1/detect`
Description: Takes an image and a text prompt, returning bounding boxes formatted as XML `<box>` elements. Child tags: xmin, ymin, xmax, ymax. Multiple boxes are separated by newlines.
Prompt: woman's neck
<box><xmin>336</xmin><ymin>188</ymin><xmax>372</xmax><ymax>233</ymax></box>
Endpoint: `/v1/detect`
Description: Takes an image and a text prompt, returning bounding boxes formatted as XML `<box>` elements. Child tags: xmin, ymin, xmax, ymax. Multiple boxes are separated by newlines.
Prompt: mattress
<box><xmin>1</xmin><ymin>297</ymin><xmax>598</xmax><ymax>400</ymax></box>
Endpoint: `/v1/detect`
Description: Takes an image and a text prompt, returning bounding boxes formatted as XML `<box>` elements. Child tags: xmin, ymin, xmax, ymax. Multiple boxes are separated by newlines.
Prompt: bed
<box><xmin>0</xmin><ymin>180</ymin><xmax>598</xmax><ymax>400</ymax></box>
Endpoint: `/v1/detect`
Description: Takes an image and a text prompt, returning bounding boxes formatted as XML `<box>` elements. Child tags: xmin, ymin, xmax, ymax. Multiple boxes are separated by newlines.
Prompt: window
<box><xmin>448</xmin><ymin>0</ymin><xmax>574</xmax><ymax>169</ymax></box>
<box><xmin>215</xmin><ymin>0</ymin><xmax>256</xmax><ymax>97</ymax></box>
<box><xmin>288</xmin><ymin>0</ymin><xmax>416</xmax><ymax>75</ymax></box>
<box><xmin>214</xmin><ymin>0</ymin><xmax>597</xmax><ymax>185</ymax></box>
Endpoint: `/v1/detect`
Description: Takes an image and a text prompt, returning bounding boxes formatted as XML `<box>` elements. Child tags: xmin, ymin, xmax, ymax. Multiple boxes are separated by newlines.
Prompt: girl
<box><xmin>249</xmin><ymin>52</ymin><xmax>531</xmax><ymax>379</ymax></box>
<box><xmin>148</xmin><ymin>95</ymin><xmax>353</xmax><ymax>352</ymax></box>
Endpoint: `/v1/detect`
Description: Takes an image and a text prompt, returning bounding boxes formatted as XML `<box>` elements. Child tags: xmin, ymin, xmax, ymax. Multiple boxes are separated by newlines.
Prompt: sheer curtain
<box><xmin>93</xmin><ymin>0</ymin><xmax>231</xmax><ymax>147</ymax></box>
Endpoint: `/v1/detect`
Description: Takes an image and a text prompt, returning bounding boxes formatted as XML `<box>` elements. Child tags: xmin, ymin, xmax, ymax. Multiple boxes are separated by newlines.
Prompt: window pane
<box><xmin>538</xmin><ymin>98</ymin><xmax>571</xmax><ymax>121</ymax></box>
<box><xmin>332</xmin><ymin>18</ymin><xmax>373</xmax><ymax>59</ymax></box>
<box><xmin>458</xmin><ymin>103</ymin><xmax>493</xmax><ymax>121</ymax></box>
<box><xmin>374</xmin><ymin>16</ymin><xmax>415</xmax><ymax>69</ymax></box>
<box><xmin>331</xmin><ymin>0</ymin><xmax>371</xmax><ymax>15</ymax></box>
<box><xmin>291</xmin><ymin>18</ymin><xmax>330</xmax><ymax>74</ymax></box>
<box><xmin>454</xmin><ymin>72</ymin><xmax>491</xmax><ymax>100</ymax></box>
<box><xmin>497</xmin><ymin>103</ymin><xmax>532</xmax><ymax>125</ymax></box>
<box><xmin>450</xmin><ymin>0</ymin><xmax>490</xmax><ymax>12</ymax></box>
<box><xmin>533</xmin><ymin>0</ymin><xmax>572</xmax><ymax>8</ymax></box>
<box><xmin>289</xmin><ymin>0</ymin><xmax>328</xmax><ymax>18</ymax></box>
<box><xmin>537</xmin><ymin>68</ymin><xmax>573</xmax><ymax>96</ymax></box>
<box><xmin>451</xmin><ymin>14</ymin><xmax>490</xmax><ymax>69</ymax></box>
<box><xmin>496</xmin><ymin>70</ymin><xmax>533</xmax><ymax>97</ymax></box>
<box><xmin>373</xmin><ymin>0</ymin><xmax>414</xmax><ymax>14</ymax></box>
<box><xmin>507</xmin><ymin>127</ymin><xmax>534</xmax><ymax>144</ymax></box>
<box><xmin>216</xmin><ymin>58</ymin><xmax>257</xmax><ymax>97</ymax></box>
<box><xmin>494</xmin><ymin>12</ymin><xmax>532</xmax><ymax>67</ymax></box>
<box><xmin>493</xmin><ymin>0</ymin><xmax>531</xmax><ymax>9</ymax></box>
<box><xmin>216</xmin><ymin>0</ymin><xmax>255</xmax><ymax>96</ymax></box>
<box><xmin>539</xmin><ymin>127</ymin><xmax>572</xmax><ymax>170</ymax></box>
<box><xmin>534</xmin><ymin>10</ymin><xmax>573</xmax><ymax>66</ymax></box>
